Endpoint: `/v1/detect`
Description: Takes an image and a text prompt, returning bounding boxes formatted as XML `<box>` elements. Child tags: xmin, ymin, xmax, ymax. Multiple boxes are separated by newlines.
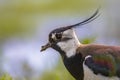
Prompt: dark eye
<box><xmin>56</xmin><ymin>33</ymin><xmax>62</xmax><ymax>39</ymax></box>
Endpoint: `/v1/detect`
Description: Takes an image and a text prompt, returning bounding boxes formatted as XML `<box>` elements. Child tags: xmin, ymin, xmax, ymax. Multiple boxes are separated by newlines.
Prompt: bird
<box><xmin>40</xmin><ymin>9</ymin><xmax>120</xmax><ymax>80</ymax></box>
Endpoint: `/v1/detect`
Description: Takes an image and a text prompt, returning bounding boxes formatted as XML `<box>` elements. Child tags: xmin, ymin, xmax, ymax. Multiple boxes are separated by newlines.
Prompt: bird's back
<box><xmin>78</xmin><ymin>44</ymin><xmax>120</xmax><ymax>80</ymax></box>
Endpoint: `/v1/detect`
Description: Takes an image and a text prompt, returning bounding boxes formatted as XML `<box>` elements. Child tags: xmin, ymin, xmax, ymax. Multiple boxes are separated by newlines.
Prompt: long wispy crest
<box><xmin>50</xmin><ymin>8</ymin><xmax>100</xmax><ymax>33</ymax></box>
<box><xmin>66</xmin><ymin>8</ymin><xmax>100</xmax><ymax>29</ymax></box>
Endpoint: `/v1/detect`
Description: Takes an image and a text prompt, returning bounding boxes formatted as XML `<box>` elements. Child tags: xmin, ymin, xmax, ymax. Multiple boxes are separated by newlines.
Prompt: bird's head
<box><xmin>41</xmin><ymin>9</ymin><xmax>99</xmax><ymax>57</ymax></box>
<box><xmin>41</xmin><ymin>26</ymin><xmax>79</xmax><ymax>51</ymax></box>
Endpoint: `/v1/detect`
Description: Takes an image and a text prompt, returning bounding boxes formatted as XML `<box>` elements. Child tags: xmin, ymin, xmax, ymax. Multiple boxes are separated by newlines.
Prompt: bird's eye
<box><xmin>55</xmin><ymin>33</ymin><xmax>62</xmax><ymax>39</ymax></box>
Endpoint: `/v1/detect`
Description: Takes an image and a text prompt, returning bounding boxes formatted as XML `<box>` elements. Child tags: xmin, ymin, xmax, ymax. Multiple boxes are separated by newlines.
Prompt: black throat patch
<box><xmin>51</xmin><ymin>44</ymin><xmax>66</xmax><ymax>57</ymax></box>
<box><xmin>63</xmin><ymin>53</ymin><xmax>84</xmax><ymax>80</ymax></box>
<box><xmin>51</xmin><ymin>41</ymin><xmax>84</xmax><ymax>80</ymax></box>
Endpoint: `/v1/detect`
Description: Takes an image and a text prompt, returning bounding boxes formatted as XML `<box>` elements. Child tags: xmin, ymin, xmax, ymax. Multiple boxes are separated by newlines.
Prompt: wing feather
<box><xmin>79</xmin><ymin>45</ymin><xmax>120</xmax><ymax>77</ymax></box>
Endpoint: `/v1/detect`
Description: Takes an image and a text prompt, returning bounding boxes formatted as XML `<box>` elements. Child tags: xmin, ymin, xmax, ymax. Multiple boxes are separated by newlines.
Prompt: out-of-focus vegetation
<box><xmin>0</xmin><ymin>0</ymin><xmax>101</xmax><ymax>40</ymax></box>
<box><xmin>0</xmin><ymin>74</ymin><xmax>12</xmax><ymax>80</ymax></box>
<box><xmin>40</xmin><ymin>60</ymin><xmax>75</xmax><ymax>80</ymax></box>
<box><xmin>81</xmin><ymin>37</ymin><xmax>96</xmax><ymax>44</ymax></box>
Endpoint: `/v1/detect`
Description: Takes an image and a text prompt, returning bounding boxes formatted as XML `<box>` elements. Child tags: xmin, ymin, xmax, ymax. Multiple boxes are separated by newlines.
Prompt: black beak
<box><xmin>41</xmin><ymin>42</ymin><xmax>51</xmax><ymax>52</ymax></box>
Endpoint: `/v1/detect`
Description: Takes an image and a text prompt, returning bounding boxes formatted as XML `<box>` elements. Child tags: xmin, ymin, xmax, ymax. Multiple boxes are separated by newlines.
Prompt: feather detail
<box><xmin>77</xmin><ymin>44</ymin><xmax>120</xmax><ymax>77</ymax></box>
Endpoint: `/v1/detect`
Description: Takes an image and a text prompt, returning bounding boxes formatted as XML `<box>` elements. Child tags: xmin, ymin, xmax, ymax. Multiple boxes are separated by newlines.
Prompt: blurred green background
<box><xmin>0</xmin><ymin>0</ymin><xmax>120</xmax><ymax>80</ymax></box>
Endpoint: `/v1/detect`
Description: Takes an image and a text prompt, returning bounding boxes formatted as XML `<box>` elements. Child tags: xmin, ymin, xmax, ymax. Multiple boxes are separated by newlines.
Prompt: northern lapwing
<box><xmin>41</xmin><ymin>9</ymin><xmax>120</xmax><ymax>80</ymax></box>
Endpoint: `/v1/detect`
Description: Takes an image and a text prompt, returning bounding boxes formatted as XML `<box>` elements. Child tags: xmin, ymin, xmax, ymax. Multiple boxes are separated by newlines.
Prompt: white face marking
<box><xmin>83</xmin><ymin>64</ymin><xmax>119</xmax><ymax>80</ymax></box>
<box><xmin>57</xmin><ymin>29</ymin><xmax>81</xmax><ymax>58</ymax></box>
<box><xmin>52</xmin><ymin>33</ymin><xmax>56</xmax><ymax>39</ymax></box>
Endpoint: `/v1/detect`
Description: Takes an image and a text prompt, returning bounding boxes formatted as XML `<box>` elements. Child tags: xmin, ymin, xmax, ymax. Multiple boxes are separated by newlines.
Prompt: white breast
<box><xmin>83</xmin><ymin>63</ymin><xmax>120</xmax><ymax>80</ymax></box>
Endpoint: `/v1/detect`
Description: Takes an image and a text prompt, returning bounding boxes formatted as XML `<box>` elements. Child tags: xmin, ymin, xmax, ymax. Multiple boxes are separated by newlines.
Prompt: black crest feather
<box><xmin>67</xmin><ymin>8</ymin><xmax>100</xmax><ymax>29</ymax></box>
<box><xmin>50</xmin><ymin>8</ymin><xmax>100</xmax><ymax>35</ymax></box>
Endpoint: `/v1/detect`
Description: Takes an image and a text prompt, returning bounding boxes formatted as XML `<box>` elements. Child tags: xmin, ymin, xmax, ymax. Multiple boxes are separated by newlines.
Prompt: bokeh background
<box><xmin>0</xmin><ymin>0</ymin><xmax>120</xmax><ymax>80</ymax></box>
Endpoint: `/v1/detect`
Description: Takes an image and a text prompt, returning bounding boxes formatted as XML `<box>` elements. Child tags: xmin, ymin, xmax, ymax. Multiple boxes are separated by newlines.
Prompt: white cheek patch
<box><xmin>52</xmin><ymin>33</ymin><xmax>55</xmax><ymax>39</ymax></box>
<box><xmin>57</xmin><ymin>29</ymin><xmax>81</xmax><ymax>58</ymax></box>
<box><xmin>57</xmin><ymin>39</ymin><xmax>79</xmax><ymax>58</ymax></box>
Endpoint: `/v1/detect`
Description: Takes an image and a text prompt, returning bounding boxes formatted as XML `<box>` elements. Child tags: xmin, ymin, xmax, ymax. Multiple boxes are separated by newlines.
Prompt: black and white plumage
<box><xmin>41</xmin><ymin>9</ymin><xmax>120</xmax><ymax>80</ymax></box>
